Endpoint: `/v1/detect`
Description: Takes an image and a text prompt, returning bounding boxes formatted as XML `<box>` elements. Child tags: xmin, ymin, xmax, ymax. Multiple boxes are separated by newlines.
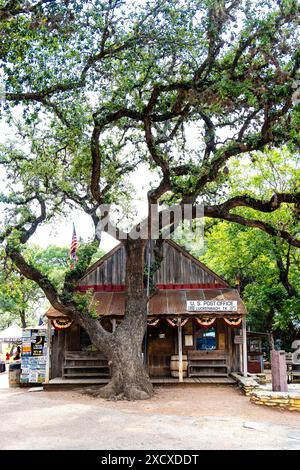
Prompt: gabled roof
<box><xmin>79</xmin><ymin>242</ymin><xmax>123</xmax><ymax>282</ymax></box>
<box><xmin>46</xmin><ymin>239</ymin><xmax>245</xmax><ymax>320</ymax></box>
<box><xmin>78</xmin><ymin>239</ymin><xmax>229</xmax><ymax>288</ymax></box>
<box><xmin>165</xmin><ymin>239</ymin><xmax>228</xmax><ymax>287</ymax></box>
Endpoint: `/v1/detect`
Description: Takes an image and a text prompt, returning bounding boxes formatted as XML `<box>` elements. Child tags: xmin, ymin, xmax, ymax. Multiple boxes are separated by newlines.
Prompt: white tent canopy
<box><xmin>0</xmin><ymin>324</ymin><xmax>22</xmax><ymax>342</ymax></box>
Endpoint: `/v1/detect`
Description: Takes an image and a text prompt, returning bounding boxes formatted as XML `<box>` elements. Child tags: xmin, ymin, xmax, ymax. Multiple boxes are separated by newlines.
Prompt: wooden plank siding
<box><xmin>78</xmin><ymin>240</ymin><xmax>227</xmax><ymax>288</ymax></box>
<box><xmin>47</xmin><ymin>239</ymin><xmax>246</xmax><ymax>380</ymax></box>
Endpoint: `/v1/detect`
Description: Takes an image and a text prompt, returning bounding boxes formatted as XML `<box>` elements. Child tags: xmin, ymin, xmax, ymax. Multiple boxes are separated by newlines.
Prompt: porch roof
<box><xmin>46</xmin><ymin>288</ymin><xmax>246</xmax><ymax>319</ymax></box>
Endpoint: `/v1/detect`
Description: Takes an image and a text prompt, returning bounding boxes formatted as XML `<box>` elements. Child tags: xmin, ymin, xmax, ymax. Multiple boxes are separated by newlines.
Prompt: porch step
<box><xmin>64</xmin><ymin>372</ymin><xmax>109</xmax><ymax>377</ymax></box>
<box><xmin>65</xmin><ymin>352</ymin><xmax>106</xmax><ymax>359</ymax></box>
<box><xmin>64</xmin><ymin>357</ymin><xmax>106</xmax><ymax>361</ymax></box>
<box><xmin>64</xmin><ymin>365</ymin><xmax>109</xmax><ymax>369</ymax></box>
<box><xmin>189</xmin><ymin>372</ymin><xmax>228</xmax><ymax>377</ymax></box>
<box><xmin>189</xmin><ymin>363</ymin><xmax>227</xmax><ymax>367</ymax></box>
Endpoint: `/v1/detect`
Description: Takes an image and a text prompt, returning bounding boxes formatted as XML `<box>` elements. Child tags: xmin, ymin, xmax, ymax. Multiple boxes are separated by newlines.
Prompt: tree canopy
<box><xmin>173</xmin><ymin>147</ymin><xmax>300</xmax><ymax>347</ymax></box>
<box><xmin>0</xmin><ymin>244</ymin><xmax>70</xmax><ymax>329</ymax></box>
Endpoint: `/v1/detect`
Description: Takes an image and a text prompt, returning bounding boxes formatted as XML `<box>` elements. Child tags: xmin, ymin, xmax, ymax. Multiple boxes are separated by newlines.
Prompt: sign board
<box><xmin>187</xmin><ymin>300</ymin><xmax>238</xmax><ymax>312</ymax></box>
<box><xmin>234</xmin><ymin>335</ymin><xmax>243</xmax><ymax>344</ymax></box>
<box><xmin>20</xmin><ymin>329</ymin><xmax>47</xmax><ymax>384</ymax></box>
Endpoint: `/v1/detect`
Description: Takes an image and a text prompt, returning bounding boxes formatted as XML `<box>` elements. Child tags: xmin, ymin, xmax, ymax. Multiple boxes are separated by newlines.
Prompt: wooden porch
<box><xmin>44</xmin><ymin>349</ymin><xmax>237</xmax><ymax>389</ymax></box>
<box><xmin>44</xmin><ymin>375</ymin><xmax>236</xmax><ymax>390</ymax></box>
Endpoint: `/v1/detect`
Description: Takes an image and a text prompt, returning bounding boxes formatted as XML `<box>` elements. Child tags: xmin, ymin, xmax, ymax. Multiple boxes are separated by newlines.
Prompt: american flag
<box><xmin>70</xmin><ymin>224</ymin><xmax>78</xmax><ymax>269</ymax></box>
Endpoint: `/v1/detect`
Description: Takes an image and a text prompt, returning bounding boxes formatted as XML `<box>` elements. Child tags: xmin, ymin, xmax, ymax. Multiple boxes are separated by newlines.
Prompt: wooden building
<box><xmin>45</xmin><ymin>240</ymin><xmax>247</xmax><ymax>385</ymax></box>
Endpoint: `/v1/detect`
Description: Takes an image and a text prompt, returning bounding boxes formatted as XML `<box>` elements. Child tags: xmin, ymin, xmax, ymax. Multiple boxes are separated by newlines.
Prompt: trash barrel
<box><xmin>8</xmin><ymin>362</ymin><xmax>21</xmax><ymax>387</ymax></box>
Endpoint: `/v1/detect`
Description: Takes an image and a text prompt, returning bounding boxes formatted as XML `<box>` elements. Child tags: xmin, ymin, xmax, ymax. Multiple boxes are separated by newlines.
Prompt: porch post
<box><xmin>178</xmin><ymin>317</ymin><xmax>183</xmax><ymax>383</ymax></box>
<box><xmin>45</xmin><ymin>318</ymin><xmax>51</xmax><ymax>384</ymax></box>
<box><xmin>112</xmin><ymin>319</ymin><xmax>117</xmax><ymax>332</ymax></box>
<box><xmin>242</xmin><ymin>316</ymin><xmax>248</xmax><ymax>377</ymax></box>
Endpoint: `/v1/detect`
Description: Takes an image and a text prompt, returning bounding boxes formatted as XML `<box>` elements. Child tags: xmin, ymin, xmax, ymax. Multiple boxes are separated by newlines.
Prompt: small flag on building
<box><xmin>70</xmin><ymin>223</ymin><xmax>79</xmax><ymax>269</ymax></box>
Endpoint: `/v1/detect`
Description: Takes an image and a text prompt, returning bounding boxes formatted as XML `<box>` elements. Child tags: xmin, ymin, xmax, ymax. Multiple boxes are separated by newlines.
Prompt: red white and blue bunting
<box><xmin>166</xmin><ymin>318</ymin><xmax>189</xmax><ymax>327</ymax></box>
<box><xmin>52</xmin><ymin>319</ymin><xmax>73</xmax><ymax>330</ymax></box>
<box><xmin>109</xmin><ymin>316</ymin><xmax>242</xmax><ymax>328</ymax></box>
<box><xmin>147</xmin><ymin>319</ymin><xmax>160</xmax><ymax>326</ymax></box>
<box><xmin>195</xmin><ymin>317</ymin><xmax>216</xmax><ymax>329</ymax></box>
<box><xmin>223</xmin><ymin>316</ymin><xmax>242</xmax><ymax>327</ymax></box>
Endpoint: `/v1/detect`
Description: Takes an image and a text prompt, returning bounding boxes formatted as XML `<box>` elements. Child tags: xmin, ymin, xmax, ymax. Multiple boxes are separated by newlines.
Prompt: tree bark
<box><xmin>19</xmin><ymin>309</ymin><xmax>27</xmax><ymax>329</ymax></box>
<box><xmin>82</xmin><ymin>238</ymin><xmax>153</xmax><ymax>400</ymax></box>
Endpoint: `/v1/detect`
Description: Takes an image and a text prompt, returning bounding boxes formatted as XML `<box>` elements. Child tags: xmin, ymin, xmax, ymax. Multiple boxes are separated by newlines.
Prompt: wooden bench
<box><xmin>188</xmin><ymin>350</ymin><xmax>229</xmax><ymax>378</ymax></box>
<box><xmin>63</xmin><ymin>351</ymin><xmax>110</xmax><ymax>379</ymax></box>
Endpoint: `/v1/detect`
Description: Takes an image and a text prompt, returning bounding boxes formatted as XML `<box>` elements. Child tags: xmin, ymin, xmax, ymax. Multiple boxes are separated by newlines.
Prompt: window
<box><xmin>196</xmin><ymin>328</ymin><xmax>216</xmax><ymax>350</ymax></box>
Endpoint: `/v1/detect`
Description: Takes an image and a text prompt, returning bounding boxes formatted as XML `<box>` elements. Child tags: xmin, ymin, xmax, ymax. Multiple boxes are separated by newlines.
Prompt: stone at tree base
<box><xmin>230</xmin><ymin>372</ymin><xmax>260</xmax><ymax>395</ymax></box>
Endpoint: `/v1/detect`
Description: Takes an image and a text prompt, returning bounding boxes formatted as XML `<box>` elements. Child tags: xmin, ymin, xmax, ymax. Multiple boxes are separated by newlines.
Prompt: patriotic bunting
<box><xmin>195</xmin><ymin>317</ymin><xmax>216</xmax><ymax>329</ymax></box>
<box><xmin>52</xmin><ymin>319</ymin><xmax>73</xmax><ymax>330</ymax></box>
<box><xmin>166</xmin><ymin>318</ymin><xmax>189</xmax><ymax>327</ymax></box>
<box><xmin>223</xmin><ymin>316</ymin><xmax>242</xmax><ymax>327</ymax></box>
<box><xmin>147</xmin><ymin>319</ymin><xmax>160</xmax><ymax>326</ymax></box>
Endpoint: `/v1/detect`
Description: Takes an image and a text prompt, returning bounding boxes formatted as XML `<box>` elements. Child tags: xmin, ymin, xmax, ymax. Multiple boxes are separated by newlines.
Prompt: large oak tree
<box><xmin>0</xmin><ymin>0</ymin><xmax>300</xmax><ymax>398</ymax></box>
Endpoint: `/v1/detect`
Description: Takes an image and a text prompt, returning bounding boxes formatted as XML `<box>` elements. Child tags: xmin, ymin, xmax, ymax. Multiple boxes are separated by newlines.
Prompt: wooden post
<box><xmin>227</xmin><ymin>325</ymin><xmax>232</xmax><ymax>372</ymax></box>
<box><xmin>112</xmin><ymin>319</ymin><xmax>117</xmax><ymax>333</ymax></box>
<box><xmin>271</xmin><ymin>350</ymin><xmax>288</xmax><ymax>392</ymax></box>
<box><xmin>242</xmin><ymin>316</ymin><xmax>248</xmax><ymax>377</ymax></box>
<box><xmin>178</xmin><ymin>317</ymin><xmax>183</xmax><ymax>383</ymax></box>
<box><xmin>239</xmin><ymin>328</ymin><xmax>243</xmax><ymax>374</ymax></box>
<box><xmin>144</xmin><ymin>246</ymin><xmax>151</xmax><ymax>366</ymax></box>
<box><xmin>45</xmin><ymin>318</ymin><xmax>51</xmax><ymax>384</ymax></box>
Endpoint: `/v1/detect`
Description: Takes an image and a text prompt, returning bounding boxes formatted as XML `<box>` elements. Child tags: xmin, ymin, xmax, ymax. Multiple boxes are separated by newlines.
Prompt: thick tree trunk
<box><xmin>83</xmin><ymin>238</ymin><xmax>153</xmax><ymax>400</ymax></box>
<box><xmin>19</xmin><ymin>309</ymin><xmax>26</xmax><ymax>329</ymax></box>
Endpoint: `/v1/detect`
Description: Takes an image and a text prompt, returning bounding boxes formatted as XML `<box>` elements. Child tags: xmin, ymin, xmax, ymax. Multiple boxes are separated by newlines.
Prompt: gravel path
<box><xmin>0</xmin><ymin>374</ymin><xmax>299</xmax><ymax>450</ymax></box>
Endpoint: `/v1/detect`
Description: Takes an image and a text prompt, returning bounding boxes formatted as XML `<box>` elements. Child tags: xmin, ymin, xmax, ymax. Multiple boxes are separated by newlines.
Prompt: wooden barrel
<box><xmin>170</xmin><ymin>355</ymin><xmax>188</xmax><ymax>378</ymax></box>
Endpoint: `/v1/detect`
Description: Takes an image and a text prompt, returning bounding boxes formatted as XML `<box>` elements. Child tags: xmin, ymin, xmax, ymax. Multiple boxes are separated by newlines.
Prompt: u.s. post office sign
<box><xmin>187</xmin><ymin>300</ymin><xmax>238</xmax><ymax>312</ymax></box>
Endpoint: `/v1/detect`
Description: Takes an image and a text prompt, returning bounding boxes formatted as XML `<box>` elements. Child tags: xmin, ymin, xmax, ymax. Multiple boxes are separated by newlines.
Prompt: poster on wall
<box><xmin>31</xmin><ymin>335</ymin><xmax>45</xmax><ymax>356</ymax></box>
<box><xmin>20</xmin><ymin>328</ymin><xmax>47</xmax><ymax>384</ymax></box>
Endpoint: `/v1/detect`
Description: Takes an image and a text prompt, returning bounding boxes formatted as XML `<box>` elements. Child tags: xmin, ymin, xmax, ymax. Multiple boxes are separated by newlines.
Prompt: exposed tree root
<box><xmin>83</xmin><ymin>380</ymin><xmax>153</xmax><ymax>401</ymax></box>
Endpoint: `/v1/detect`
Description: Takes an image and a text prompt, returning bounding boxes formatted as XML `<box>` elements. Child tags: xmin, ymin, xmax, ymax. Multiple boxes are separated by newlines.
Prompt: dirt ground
<box><xmin>0</xmin><ymin>372</ymin><xmax>299</xmax><ymax>450</ymax></box>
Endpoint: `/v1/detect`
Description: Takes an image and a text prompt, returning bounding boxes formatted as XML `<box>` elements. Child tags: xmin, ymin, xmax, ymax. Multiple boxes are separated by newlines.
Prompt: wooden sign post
<box><xmin>45</xmin><ymin>319</ymin><xmax>51</xmax><ymax>384</ymax></box>
<box><xmin>271</xmin><ymin>350</ymin><xmax>288</xmax><ymax>392</ymax></box>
